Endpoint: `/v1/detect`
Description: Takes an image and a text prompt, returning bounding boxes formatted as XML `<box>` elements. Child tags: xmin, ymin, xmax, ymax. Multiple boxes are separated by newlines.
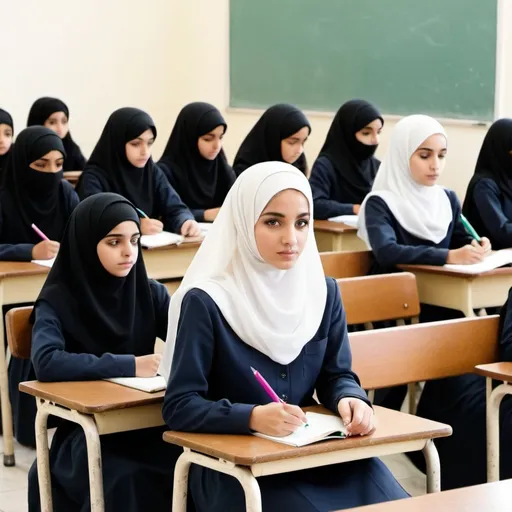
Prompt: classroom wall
<box><xmin>3</xmin><ymin>0</ymin><xmax>512</xmax><ymax>200</ymax></box>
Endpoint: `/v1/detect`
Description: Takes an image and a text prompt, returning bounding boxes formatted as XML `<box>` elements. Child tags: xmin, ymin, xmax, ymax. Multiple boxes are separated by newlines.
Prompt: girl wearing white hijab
<box><xmin>358</xmin><ymin>114</ymin><xmax>490</xmax><ymax>274</ymax></box>
<box><xmin>160</xmin><ymin>162</ymin><xmax>407</xmax><ymax>511</ymax></box>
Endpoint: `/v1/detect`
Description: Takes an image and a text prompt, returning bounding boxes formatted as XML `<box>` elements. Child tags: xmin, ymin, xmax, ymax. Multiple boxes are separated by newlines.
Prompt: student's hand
<box><xmin>352</xmin><ymin>204</ymin><xmax>361</xmax><ymax>215</ymax></box>
<box><xmin>338</xmin><ymin>397</ymin><xmax>375</xmax><ymax>437</ymax></box>
<box><xmin>203</xmin><ymin>207</ymin><xmax>220</xmax><ymax>222</ymax></box>
<box><xmin>135</xmin><ymin>354</ymin><xmax>162</xmax><ymax>377</ymax></box>
<box><xmin>140</xmin><ymin>218</ymin><xmax>164</xmax><ymax>235</ymax></box>
<box><xmin>249</xmin><ymin>402</ymin><xmax>308</xmax><ymax>437</ymax></box>
<box><xmin>474</xmin><ymin>237</ymin><xmax>491</xmax><ymax>254</ymax></box>
<box><xmin>447</xmin><ymin>244</ymin><xmax>485</xmax><ymax>265</ymax></box>
<box><xmin>32</xmin><ymin>240</ymin><xmax>60</xmax><ymax>260</ymax></box>
<box><xmin>181</xmin><ymin>219</ymin><xmax>201</xmax><ymax>238</ymax></box>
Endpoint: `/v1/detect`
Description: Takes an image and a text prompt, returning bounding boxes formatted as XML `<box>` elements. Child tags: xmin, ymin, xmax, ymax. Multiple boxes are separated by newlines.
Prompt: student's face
<box><xmin>96</xmin><ymin>220</ymin><xmax>140</xmax><ymax>277</ymax></box>
<box><xmin>280</xmin><ymin>126</ymin><xmax>309</xmax><ymax>164</ymax></box>
<box><xmin>354</xmin><ymin>118</ymin><xmax>383</xmax><ymax>146</ymax></box>
<box><xmin>409</xmin><ymin>134</ymin><xmax>447</xmax><ymax>187</ymax></box>
<box><xmin>125</xmin><ymin>129</ymin><xmax>155</xmax><ymax>168</ymax></box>
<box><xmin>44</xmin><ymin>112</ymin><xmax>69</xmax><ymax>139</ymax></box>
<box><xmin>254</xmin><ymin>189</ymin><xmax>310</xmax><ymax>270</ymax></box>
<box><xmin>197</xmin><ymin>125</ymin><xmax>225</xmax><ymax>161</ymax></box>
<box><xmin>0</xmin><ymin>124</ymin><xmax>13</xmax><ymax>156</ymax></box>
<box><xmin>29</xmin><ymin>150</ymin><xmax>64</xmax><ymax>173</ymax></box>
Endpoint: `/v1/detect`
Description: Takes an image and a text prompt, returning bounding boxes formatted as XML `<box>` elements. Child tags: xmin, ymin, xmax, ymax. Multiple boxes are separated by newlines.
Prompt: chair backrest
<box><xmin>338</xmin><ymin>273</ymin><xmax>420</xmax><ymax>325</ymax></box>
<box><xmin>349</xmin><ymin>315</ymin><xmax>500</xmax><ymax>389</ymax></box>
<box><xmin>320</xmin><ymin>250</ymin><xmax>371</xmax><ymax>278</ymax></box>
<box><xmin>6</xmin><ymin>306</ymin><xmax>33</xmax><ymax>359</ymax></box>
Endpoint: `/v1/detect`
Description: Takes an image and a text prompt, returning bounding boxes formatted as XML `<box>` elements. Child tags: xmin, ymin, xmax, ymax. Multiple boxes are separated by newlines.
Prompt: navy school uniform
<box><xmin>28</xmin><ymin>281</ymin><xmax>182</xmax><ymax>512</ymax></box>
<box><xmin>163</xmin><ymin>278</ymin><xmax>408</xmax><ymax>512</ymax></box>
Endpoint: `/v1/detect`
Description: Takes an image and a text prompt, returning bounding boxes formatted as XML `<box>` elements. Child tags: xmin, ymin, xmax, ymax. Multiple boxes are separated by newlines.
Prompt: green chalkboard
<box><xmin>230</xmin><ymin>0</ymin><xmax>497</xmax><ymax>120</ymax></box>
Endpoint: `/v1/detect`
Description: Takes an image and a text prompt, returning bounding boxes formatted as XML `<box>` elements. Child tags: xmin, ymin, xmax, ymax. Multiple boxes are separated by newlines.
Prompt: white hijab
<box><xmin>159</xmin><ymin>161</ymin><xmax>328</xmax><ymax>382</ymax></box>
<box><xmin>358</xmin><ymin>115</ymin><xmax>452</xmax><ymax>248</ymax></box>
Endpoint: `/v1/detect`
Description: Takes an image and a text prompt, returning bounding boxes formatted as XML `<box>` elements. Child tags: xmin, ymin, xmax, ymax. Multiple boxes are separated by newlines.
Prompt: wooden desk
<box><xmin>398</xmin><ymin>264</ymin><xmax>512</xmax><ymax>317</ymax></box>
<box><xmin>165</xmin><ymin>405</ymin><xmax>451</xmax><ymax>512</ymax></box>
<box><xmin>63</xmin><ymin>170</ymin><xmax>82</xmax><ymax>187</ymax></box>
<box><xmin>20</xmin><ymin>380</ymin><xmax>165</xmax><ymax>512</ymax></box>
<box><xmin>343</xmin><ymin>478</ymin><xmax>512</xmax><ymax>511</ymax></box>
<box><xmin>314</xmin><ymin>220</ymin><xmax>367</xmax><ymax>253</ymax></box>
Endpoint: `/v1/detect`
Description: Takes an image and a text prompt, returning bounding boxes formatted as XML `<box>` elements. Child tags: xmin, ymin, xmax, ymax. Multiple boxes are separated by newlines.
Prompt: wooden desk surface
<box><xmin>399</xmin><ymin>263</ymin><xmax>512</xmax><ymax>278</ymax></box>
<box><xmin>19</xmin><ymin>380</ymin><xmax>164</xmax><ymax>414</ymax></box>
<box><xmin>0</xmin><ymin>261</ymin><xmax>50</xmax><ymax>279</ymax></box>
<box><xmin>163</xmin><ymin>405</ymin><xmax>451</xmax><ymax>466</ymax></box>
<box><xmin>475</xmin><ymin>362</ymin><xmax>512</xmax><ymax>381</ymax></box>
<box><xmin>343</xmin><ymin>478</ymin><xmax>512</xmax><ymax>511</ymax></box>
<box><xmin>142</xmin><ymin>237</ymin><xmax>202</xmax><ymax>251</ymax></box>
<box><xmin>314</xmin><ymin>220</ymin><xmax>356</xmax><ymax>233</ymax></box>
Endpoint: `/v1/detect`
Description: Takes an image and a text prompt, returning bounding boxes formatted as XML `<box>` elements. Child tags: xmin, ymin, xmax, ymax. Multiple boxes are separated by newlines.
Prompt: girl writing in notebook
<box><xmin>77</xmin><ymin>107</ymin><xmax>201</xmax><ymax>237</ymax></box>
<box><xmin>158</xmin><ymin>102</ymin><xmax>236</xmax><ymax>222</ymax></box>
<box><xmin>233</xmin><ymin>104</ymin><xmax>311</xmax><ymax>176</ymax></box>
<box><xmin>462</xmin><ymin>118</ymin><xmax>512</xmax><ymax>249</ymax></box>
<box><xmin>310</xmin><ymin>100</ymin><xmax>383</xmax><ymax>219</ymax></box>
<box><xmin>0</xmin><ymin>108</ymin><xmax>14</xmax><ymax>175</ymax></box>
<box><xmin>28</xmin><ymin>193</ymin><xmax>181</xmax><ymax>512</ymax></box>
<box><xmin>0</xmin><ymin>126</ymin><xmax>79</xmax><ymax>447</ymax></box>
<box><xmin>160</xmin><ymin>162</ymin><xmax>407</xmax><ymax>511</ymax></box>
<box><xmin>27</xmin><ymin>97</ymin><xmax>87</xmax><ymax>171</ymax></box>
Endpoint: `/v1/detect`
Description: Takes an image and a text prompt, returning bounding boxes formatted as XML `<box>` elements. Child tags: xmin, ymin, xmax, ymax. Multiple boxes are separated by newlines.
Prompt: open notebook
<box><xmin>444</xmin><ymin>249</ymin><xmax>512</xmax><ymax>274</ymax></box>
<box><xmin>31</xmin><ymin>258</ymin><xmax>56</xmax><ymax>268</ymax></box>
<box><xmin>198</xmin><ymin>222</ymin><xmax>213</xmax><ymax>235</ymax></box>
<box><xmin>140</xmin><ymin>232</ymin><xmax>183</xmax><ymax>249</ymax></box>
<box><xmin>327</xmin><ymin>215</ymin><xmax>358</xmax><ymax>227</ymax></box>
<box><xmin>254</xmin><ymin>412</ymin><xmax>347</xmax><ymax>447</ymax></box>
<box><xmin>105</xmin><ymin>376</ymin><xmax>166</xmax><ymax>393</ymax></box>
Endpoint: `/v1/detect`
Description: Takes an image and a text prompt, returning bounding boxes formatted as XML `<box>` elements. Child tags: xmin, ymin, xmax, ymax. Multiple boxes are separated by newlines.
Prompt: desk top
<box><xmin>342</xmin><ymin>478</ymin><xmax>512</xmax><ymax>511</ymax></box>
<box><xmin>163</xmin><ymin>405</ymin><xmax>451</xmax><ymax>466</ymax></box>
<box><xmin>19</xmin><ymin>380</ymin><xmax>165</xmax><ymax>413</ymax></box>
<box><xmin>475</xmin><ymin>362</ymin><xmax>512</xmax><ymax>381</ymax></box>
<box><xmin>399</xmin><ymin>263</ymin><xmax>512</xmax><ymax>278</ymax></box>
<box><xmin>314</xmin><ymin>220</ymin><xmax>357</xmax><ymax>233</ymax></box>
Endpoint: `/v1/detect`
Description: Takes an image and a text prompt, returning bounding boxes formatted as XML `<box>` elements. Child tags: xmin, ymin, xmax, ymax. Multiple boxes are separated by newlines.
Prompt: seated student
<box><xmin>0</xmin><ymin>108</ymin><xmax>14</xmax><ymax>175</ymax></box>
<box><xmin>28</xmin><ymin>193</ymin><xmax>182</xmax><ymax>512</ymax></box>
<box><xmin>77</xmin><ymin>107</ymin><xmax>200</xmax><ymax>237</ymax></box>
<box><xmin>409</xmin><ymin>288</ymin><xmax>512</xmax><ymax>490</ymax></box>
<box><xmin>310</xmin><ymin>100</ymin><xmax>383</xmax><ymax>219</ymax></box>
<box><xmin>0</xmin><ymin>126</ymin><xmax>79</xmax><ymax>447</ymax></box>
<box><xmin>157</xmin><ymin>102</ymin><xmax>236</xmax><ymax>222</ymax></box>
<box><xmin>160</xmin><ymin>162</ymin><xmax>408</xmax><ymax>511</ymax></box>
<box><xmin>462</xmin><ymin>118</ymin><xmax>512</xmax><ymax>249</ymax></box>
<box><xmin>27</xmin><ymin>97</ymin><xmax>87</xmax><ymax>171</ymax></box>
<box><xmin>233</xmin><ymin>103</ymin><xmax>311</xmax><ymax>176</ymax></box>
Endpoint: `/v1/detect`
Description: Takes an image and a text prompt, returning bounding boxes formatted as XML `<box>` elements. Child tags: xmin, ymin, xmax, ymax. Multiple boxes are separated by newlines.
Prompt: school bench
<box><xmin>314</xmin><ymin>220</ymin><xmax>367</xmax><ymax>252</ymax></box>
<box><xmin>320</xmin><ymin>250</ymin><xmax>371</xmax><ymax>278</ymax></box>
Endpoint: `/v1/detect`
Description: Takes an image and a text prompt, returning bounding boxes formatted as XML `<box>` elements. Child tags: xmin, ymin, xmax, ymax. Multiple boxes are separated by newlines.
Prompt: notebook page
<box><xmin>443</xmin><ymin>250</ymin><xmax>512</xmax><ymax>274</ymax></box>
<box><xmin>31</xmin><ymin>258</ymin><xmax>56</xmax><ymax>268</ymax></box>
<box><xmin>105</xmin><ymin>376</ymin><xmax>167</xmax><ymax>393</ymax></box>
<box><xmin>327</xmin><ymin>215</ymin><xmax>358</xmax><ymax>227</ymax></box>
<box><xmin>140</xmin><ymin>231</ymin><xmax>183</xmax><ymax>248</ymax></box>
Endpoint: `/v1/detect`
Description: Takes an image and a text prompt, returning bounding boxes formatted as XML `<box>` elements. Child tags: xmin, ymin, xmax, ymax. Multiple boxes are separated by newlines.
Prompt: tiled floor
<box><xmin>0</xmin><ymin>432</ymin><xmax>426</xmax><ymax>512</ymax></box>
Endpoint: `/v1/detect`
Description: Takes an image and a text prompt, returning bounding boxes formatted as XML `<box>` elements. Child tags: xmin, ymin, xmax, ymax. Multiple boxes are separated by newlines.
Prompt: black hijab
<box><xmin>1</xmin><ymin>126</ymin><xmax>67</xmax><ymax>242</ymax></box>
<box><xmin>233</xmin><ymin>104</ymin><xmax>311</xmax><ymax>176</ymax></box>
<box><xmin>27</xmin><ymin>97</ymin><xmax>85</xmax><ymax>172</ymax></box>
<box><xmin>159</xmin><ymin>102</ymin><xmax>236</xmax><ymax>208</ymax></box>
<box><xmin>0</xmin><ymin>108</ymin><xmax>14</xmax><ymax>173</ymax></box>
<box><xmin>34</xmin><ymin>193</ymin><xmax>156</xmax><ymax>356</ymax></box>
<box><xmin>318</xmin><ymin>99</ymin><xmax>384</xmax><ymax>204</ymax></box>
<box><xmin>77</xmin><ymin>107</ymin><xmax>157</xmax><ymax>215</ymax></box>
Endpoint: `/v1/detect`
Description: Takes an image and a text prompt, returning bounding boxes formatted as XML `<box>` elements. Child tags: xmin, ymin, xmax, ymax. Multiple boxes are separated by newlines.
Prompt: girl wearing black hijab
<box><xmin>310</xmin><ymin>100</ymin><xmax>384</xmax><ymax>219</ymax></box>
<box><xmin>28</xmin><ymin>193</ymin><xmax>182</xmax><ymax>512</ymax></box>
<box><xmin>158</xmin><ymin>102</ymin><xmax>236</xmax><ymax>222</ymax></box>
<box><xmin>0</xmin><ymin>126</ymin><xmax>79</xmax><ymax>447</ymax></box>
<box><xmin>77</xmin><ymin>107</ymin><xmax>201</xmax><ymax>237</ymax></box>
<box><xmin>233</xmin><ymin>103</ymin><xmax>311</xmax><ymax>176</ymax></box>
<box><xmin>0</xmin><ymin>108</ymin><xmax>14</xmax><ymax>174</ymax></box>
<box><xmin>27</xmin><ymin>97</ymin><xmax>87</xmax><ymax>171</ymax></box>
<box><xmin>462</xmin><ymin>119</ymin><xmax>512</xmax><ymax>249</ymax></box>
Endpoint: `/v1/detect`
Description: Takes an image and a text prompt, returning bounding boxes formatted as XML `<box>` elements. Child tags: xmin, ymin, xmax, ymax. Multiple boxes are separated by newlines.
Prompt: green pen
<box><xmin>460</xmin><ymin>214</ymin><xmax>481</xmax><ymax>242</ymax></box>
<box><xmin>135</xmin><ymin>207</ymin><xmax>148</xmax><ymax>219</ymax></box>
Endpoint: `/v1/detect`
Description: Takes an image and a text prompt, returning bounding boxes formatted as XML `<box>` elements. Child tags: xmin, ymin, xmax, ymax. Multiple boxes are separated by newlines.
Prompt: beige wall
<box><xmin>3</xmin><ymin>0</ymin><xmax>511</xmax><ymax>200</ymax></box>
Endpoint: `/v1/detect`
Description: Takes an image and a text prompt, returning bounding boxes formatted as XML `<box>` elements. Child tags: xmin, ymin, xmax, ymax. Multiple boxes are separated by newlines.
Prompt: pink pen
<box><xmin>250</xmin><ymin>366</ymin><xmax>284</xmax><ymax>403</ymax></box>
<box><xmin>31</xmin><ymin>223</ymin><xmax>49</xmax><ymax>241</ymax></box>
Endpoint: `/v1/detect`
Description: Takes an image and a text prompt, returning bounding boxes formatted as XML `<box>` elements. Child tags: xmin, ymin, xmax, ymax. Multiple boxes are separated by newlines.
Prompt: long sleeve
<box><xmin>190</xmin><ymin>208</ymin><xmax>206</xmax><ymax>222</ymax></box>
<box><xmin>163</xmin><ymin>290</ymin><xmax>256</xmax><ymax>434</ymax></box>
<box><xmin>149</xmin><ymin>280</ymin><xmax>171</xmax><ymax>340</ymax></box>
<box><xmin>316</xmin><ymin>279</ymin><xmax>370</xmax><ymax>413</ymax></box>
<box><xmin>62</xmin><ymin>180</ymin><xmax>80</xmax><ymax>215</ymax></box>
<box><xmin>31</xmin><ymin>301</ymin><xmax>136</xmax><ymax>382</ymax></box>
<box><xmin>153</xmin><ymin>167</ymin><xmax>194</xmax><ymax>234</ymax></box>
<box><xmin>0</xmin><ymin>205</ymin><xmax>34</xmax><ymax>261</ymax></box>
<box><xmin>447</xmin><ymin>190</ymin><xmax>474</xmax><ymax>249</ymax></box>
<box><xmin>365</xmin><ymin>196</ymin><xmax>449</xmax><ymax>267</ymax></box>
<box><xmin>500</xmin><ymin>288</ymin><xmax>512</xmax><ymax>362</ymax></box>
<box><xmin>310</xmin><ymin>157</ymin><xmax>354</xmax><ymax>219</ymax></box>
<box><xmin>77</xmin><ymin>170</ymin><xmax>107</xmax><ymax>200</ymax></box>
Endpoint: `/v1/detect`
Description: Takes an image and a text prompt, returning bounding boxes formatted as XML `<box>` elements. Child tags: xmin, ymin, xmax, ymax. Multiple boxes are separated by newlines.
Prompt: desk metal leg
<box><xmin>172</xmin><ymin>449</ymin><xmax>262</xmax><ymax>512</ymax></box>
<box><xmin>0</xmin><ymin>311</ymin><xmax>15</xmax><ymax>466</ymax></box>
<box><xmin>422</xmin><ymin>439</ymin><xmax>441</xmax><ymax>493</ymax></box>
